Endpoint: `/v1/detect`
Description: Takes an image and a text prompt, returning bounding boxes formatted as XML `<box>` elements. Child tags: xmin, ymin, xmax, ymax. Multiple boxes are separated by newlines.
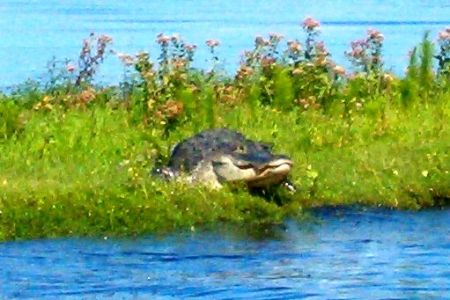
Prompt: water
<box><xmin>1</xmin><ymin>2</ymin><xmax>449</xmax><ymax>298</ymax></box>
<box><xmin>1</xmin><ymin>0</ymin><xmax>449</xmax><ymax>88</ymax></box>
<box><xmin>1</xmin><ymin>208</ymin><xmax>449</xmax><ymax>299</ymax></box>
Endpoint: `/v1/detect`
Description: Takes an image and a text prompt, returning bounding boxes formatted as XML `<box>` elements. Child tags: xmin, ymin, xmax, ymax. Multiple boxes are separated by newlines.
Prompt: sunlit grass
<box><xmin>0</xmin><ymin>96</ymin><xmax>448</xmax><ymax>240</ymax></box>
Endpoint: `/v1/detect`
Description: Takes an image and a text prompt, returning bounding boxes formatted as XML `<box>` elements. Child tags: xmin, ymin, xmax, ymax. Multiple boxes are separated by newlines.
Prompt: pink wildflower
<box><xmin>206</xmin><ymin>39</ymin><xmax>220</xmax><ymax>48</ymax></box>
<box><xmin>315</xmin><ymin>41</ymin><xmax>328</xmax><ymax>54</ymax></box>
<box><xmin>351</xmin><ymin>39</ymin><xmax>368</xmax><ymax>48</ymax></box>
<box><xmin>171</xmin><ymin>34</ymin><xmax>180</xmax><ymax>42</ymax></box>
<box><xmin>184</xmin><ymin>44</ymin><xmax>197</xmax><ymax>52</ymax></box>
<box><xmin>302</xmin><ymin>17</ymin><xmax>320</xmax><ymax>30</ymax></box>
<box><xmin>236</xmin><ymin>65</ymin><xmax>253</xmax><ymax>78</ymax></box>
<box><xmin>81</xmin><ymin>39</ymin><xmax>91</xmax><ymax>54</ymax></box>
<box><xmin>287</xmin><ymin>40</ymin><xmax>302</xmax><ymax>52</ymax></box>
<box><xmin>268</xmin><ymin>32</ymin><xmax>284</xmax><ymax>42</ymax></box>
<box><xmin>117</xmin><ymin>52</ymin><xmax>135</xmax><ymax>66</ymax></box>
<box><xmin>367</xmin><ymin>29</ymin><xmax>384</xmax><ymax>43</ymax></box>
<box><xmin>98</xmin><ymin>34</ymin><xmax>113</xmax><ymax>44</ymax></box>
<box><xmin>66</xmin><ymin>63</ymin><xmax>76</xmax><ymax>73</ymax></box>
<box><xmin>351</xmin><ymin>47</ymin><xmax>364</xmax><ymax>58</ymax></box>
<box><xmin>349</xmin><ymin>39</ymin><xmax>367</xmax><ymax>58</ymax></box>
<box><xmin>156</xmin><ymin>33</ymin><xmax>171</xmax><ymax>45</ymax></box>
<box><xmin>255</xmin><ymin>36</ymin><xmax>269</xmax><ymax>47</ymax></box>
<box><xmin>438</xmin><ymin>28</ymin><xmax>450</xmax><ymax>41</ymax></box>
<box><xmin>260</xmin><ymin>56</ymin><xmax>276</xmax><ymax>67</ymax></box>
<box><xmin>333</xmin><ymin>65</ymin><xmax>346</xmax><ymax>75</ymax></box>
<box><xmin>172</xmin><ymin>58</ymin><xmax>187</xmax><ymax>69</ymax></box>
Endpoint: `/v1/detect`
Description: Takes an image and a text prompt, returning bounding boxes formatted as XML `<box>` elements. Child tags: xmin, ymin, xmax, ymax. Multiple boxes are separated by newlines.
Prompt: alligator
<box><xmin>152</xmin><ymin>128</ymin><xmax>295</xmax><ymax>191</ymax></box>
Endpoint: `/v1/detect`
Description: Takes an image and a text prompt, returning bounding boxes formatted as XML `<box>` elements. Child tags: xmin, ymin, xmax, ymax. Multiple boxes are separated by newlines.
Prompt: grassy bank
<box><xmin>0</xmin><ymin>21</ymin><xmax>449</xmax><ymax>240</ymax></box>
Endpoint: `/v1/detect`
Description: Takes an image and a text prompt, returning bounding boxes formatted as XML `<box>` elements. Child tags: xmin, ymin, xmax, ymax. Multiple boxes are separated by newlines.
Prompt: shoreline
<box><xmin>0</xmin><ymin>25</ymin><xmax>449</xmax><ymax>241</ymax></box>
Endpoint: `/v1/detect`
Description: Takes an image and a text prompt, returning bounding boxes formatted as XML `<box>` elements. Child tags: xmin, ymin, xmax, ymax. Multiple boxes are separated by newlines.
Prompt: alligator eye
<box><xmin>235</xmin><ymin>145</ymin><xmax>246</xmax><ymax>153</ymax></box>
<box><xmin>260</xmin><ymin>142</ymin><xmax>274</xmax><ymax>151</ymax></box>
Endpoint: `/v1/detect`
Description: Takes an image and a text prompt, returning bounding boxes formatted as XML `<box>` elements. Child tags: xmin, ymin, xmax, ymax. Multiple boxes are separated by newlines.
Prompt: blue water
<box><xmin>1</xmin><ymin>2</ymin><xmax>450</xmax><ymax>298</ymax></box>
<box><xmin>1</xmin><ymin>208</ymin><xmax>449</xmax><ymax>299</ymax></box>
<box><xmin>1</xmin><ymin>0</ymin><xmax>449</xmax><ymax>88</ymax></box>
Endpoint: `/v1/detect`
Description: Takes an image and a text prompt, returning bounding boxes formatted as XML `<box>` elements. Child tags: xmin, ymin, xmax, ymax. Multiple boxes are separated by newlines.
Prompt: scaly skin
<box><xmin>153</xmin><ymin>128</ymin><xmax>294</xmax><ymax>190</ymax></box>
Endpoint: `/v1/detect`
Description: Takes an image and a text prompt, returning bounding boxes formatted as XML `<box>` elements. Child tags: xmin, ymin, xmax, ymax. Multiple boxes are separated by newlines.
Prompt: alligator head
<box><xmin>207</xmin><ymin>152</ymin><xmax>293</xmax><ymax>189</ymax></box>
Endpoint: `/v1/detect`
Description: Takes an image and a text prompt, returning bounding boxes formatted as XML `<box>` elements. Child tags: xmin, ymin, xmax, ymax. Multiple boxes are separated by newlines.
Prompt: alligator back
<box><xmin>168</xmin><ymin>129</ymin><xmax>246</xmax><ymax>171</ymax></box>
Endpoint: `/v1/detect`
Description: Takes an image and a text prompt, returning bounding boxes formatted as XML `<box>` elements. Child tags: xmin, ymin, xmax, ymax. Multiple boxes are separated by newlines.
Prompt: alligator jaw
<box><xmin>158</xmin><ymin>154</ymin><xmax>294</xmax><ymax>190</ymax></box>
<box><xmin>256</xmin><ymin>158</ymin><xmax>293</xmax><ymax>176</ymax></box>
<box><xmin>245</xmin><ymin>158</ymin><xmax>293</xmax><ymax>188</ymax></box>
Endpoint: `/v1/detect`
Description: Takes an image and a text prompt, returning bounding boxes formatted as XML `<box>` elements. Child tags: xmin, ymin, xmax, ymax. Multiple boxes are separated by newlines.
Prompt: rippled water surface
<box><xmin>1</xmin><ymin>208</ymin><xmax>449</xmax><ymax>299</ymax></box>
<box><xmin>0</xmin><ymin>0</ymin><xmax>449</xmax><ymax>87</ymax></box>
<box><xmin>1</xmin><ymin>2</ymin><xmax>450</xmax><ymax>299</ymax></box>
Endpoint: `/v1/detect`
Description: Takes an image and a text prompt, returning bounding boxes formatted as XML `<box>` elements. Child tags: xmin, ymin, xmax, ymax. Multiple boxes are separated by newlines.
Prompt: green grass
<box><xmin>0</xmin><ymin>93</ymin><xmax>448</xmax><ymax>241</ymax></box>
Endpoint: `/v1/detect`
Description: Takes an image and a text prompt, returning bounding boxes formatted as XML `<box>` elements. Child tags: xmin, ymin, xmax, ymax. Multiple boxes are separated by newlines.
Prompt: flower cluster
<box><xmin>287</xmin><ymin>40</ymin><xmax>302</xmax><ymax>53</ymax></box>
<box><xmin>346</xmin><ymin>29</ymin><xmax>384</xmax><ymax>74</ymax></box>
<box><xmin>66</xmin><ymin>63</ymin><xmax>76</xmax><ymax>73</ymax></box>
<box><xmin>33</xmin><ymin>87</ymin><xmax>98</xmax><ymax>111</ymax></box>
<box><xmin>240</xmin><ymin>33</ymin><xmax>284</xmax><ymax>70</ymax></box>
<box><xmin>436</xmin><ymin>28</ymin><xmax>450</xmax><ymax>74</ymax></box>
<box><xmin>156</xmin><ymin>33</ymin><xmax>171</xmax><ymax>45</ymax></box>
<box><xmin>27</xmin><ymin>18</ymin><xmax>450</xmax><ymax>134</ymax></box>
<box><xmin>302</xmin><ymin>17</ymin><xmax>321</xmax><ymax>60</ymax></box>
<box><xmin>205</xmin><ymin>39</ymin><xmax>221</xmax><ymax>74</ymax></box>
<box><xmin>156</xmin><ymin>33</ymin><xmax>197</xmax><ymax>71</ymax></box>
<box><xmin>76</xmin><ymin>33</ymin><xmax>113</xmax><ymax>86</ymax></box>
<box><xmin>155</xmin><ymin>99</ymin><xmax>184</xmax><ymax>122</ymax></box>
<box><xmin>438</xmin><ymin>28</ymin><xmax>450</xmax><ymax>41</ymax></box>
<box><xmin>206</xmin><ymin>39</ymin><xmax>220</xmax><ymax>48</ymax></box>
<box><xmin>116</xmin><ymin>52</ymin><xmax>135</xmax><ymax>66</ymax></box>
<box><xmin>295</xmin><ymin>96</ymin><xmax>320</xmax><ymax>110</ymax></box>
<box><xmin>235</xmin><ymin>64</ymin><xmax>253</xmax><ymax>80</ymax></box>
<box><xmin>302</xmin><ymin>17</ymin><xmax>320</xmax><ymax>31</ymax></box>
<box><xmin>313</xmin><ymin>41</ymin><xmax>329</xmax><ymax>66</ymax></box>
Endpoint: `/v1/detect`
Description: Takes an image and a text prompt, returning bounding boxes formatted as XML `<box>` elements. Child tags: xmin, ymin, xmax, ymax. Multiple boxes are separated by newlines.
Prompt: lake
<box><xmin>1</xmin><ymin>1</ymin><xmax>449</xmax><ymax>298</ymax></box>
<box><xmin>0</xmin><ymin>0</ymin><xmax>449</xmax><ymax>89</ymax></box>
<box><xmin>1</xmin><ymin>208</ymin><xmax>449</xmax><ymax>299</ymax></box>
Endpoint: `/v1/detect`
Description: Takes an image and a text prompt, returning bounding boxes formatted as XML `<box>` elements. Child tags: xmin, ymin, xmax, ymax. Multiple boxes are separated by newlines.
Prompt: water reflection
<box><xmin>0</xmin><ymin>207</ymin><xmax>449</xmax><ymax>299</ymax></box>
